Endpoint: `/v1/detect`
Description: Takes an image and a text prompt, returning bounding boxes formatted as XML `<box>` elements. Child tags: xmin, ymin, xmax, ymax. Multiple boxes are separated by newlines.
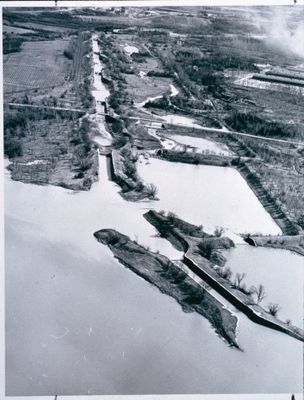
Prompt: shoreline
<box><xmin>145</xmin><ymin>210</ymin><xmax>304</xmax><ymax>343</ymax></box>
<box><xmin>94</xmin><ymin>228</ymin><xmax>240</xmax><ymax>349</ymax></box>
<box><xmin>245</xmin><ymin>234</ymin><xmax>304</xmax><ymax>257</ymax></box>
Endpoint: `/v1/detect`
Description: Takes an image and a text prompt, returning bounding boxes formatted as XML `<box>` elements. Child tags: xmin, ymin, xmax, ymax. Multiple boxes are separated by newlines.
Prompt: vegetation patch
<box><xmin>94</xmin><ymin>228</ymin><xmax>239</xmax><ymax>348</ymax></box>
<box><xmin>144</xmin><ymin>210</ymin><xmax>304</xmax><ymax>343</ymax></box>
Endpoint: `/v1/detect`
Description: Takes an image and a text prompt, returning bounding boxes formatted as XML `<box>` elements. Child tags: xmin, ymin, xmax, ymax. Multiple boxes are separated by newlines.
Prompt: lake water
<box><xmin>5</xmin><ymin>154</ymin><xmax>302</xmax><ymax>396</ymax></box>
<box><xmin>224</xmin><ymin>245</ymin><xmax>304</xmax><ymax>328</ymax></box>
<box><xmin>168</xmin><ymin>134</ymin><xmax>233</xmax><ymax>156</ymax></box>
<box><xmin>137</xmin><ymin>158</ymin><xmax>281</xmax><ymax>240</ymax></box>
<box><xmin>160</xmin><ymin>114</ymin><xmax>203</xmax><ymax>128</ymax></box>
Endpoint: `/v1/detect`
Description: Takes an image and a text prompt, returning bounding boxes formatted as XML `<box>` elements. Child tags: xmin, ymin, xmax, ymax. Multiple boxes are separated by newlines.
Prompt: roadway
<box><xmin>7</xmin><ymin>102</ymin><xmax>304</xmax><ymax>147</ymax></box>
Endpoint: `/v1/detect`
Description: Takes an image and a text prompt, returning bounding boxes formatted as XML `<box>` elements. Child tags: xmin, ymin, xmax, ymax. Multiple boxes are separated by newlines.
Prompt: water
<box><xmin>136</xmin><ymin>81</ymin><xmax>178</xmax><ymax>108</ymax></box>
<box><xmin>91</xmin><ymin>35</ymin><xmax>112</xmax><ymax>146</ymax></box>
<box><xmin>224</xmin><ymin>245</ymin><xmax>304</xmax><ymax>327</ymax></box>
<box><xmin>5</xmin><ymin>31</ymin><xmax>302</xmax><ymax>396</ymax></box>
<box><xmin>168</xmin><ymin>134</ymin><xmax>233</xmax><ymax>156</ymax></box>
<box><xmin>160</xmin><ymin>114</ymin><xmax>203</xmax><ymax>128</ymax></box>
<box><xmin>136</xmin><ymin>94</ymin><xmax>163</xmax><ymax>109</ymax></box>
<box><xmin>170</xmin><ymin>84</ymin><xmax>179</xmax><ymax>97</ymax></box>
<box><xmin>124</xmin><ymin>44</ymin><xmax>139</xmax><ymax>55</ymax></box>
<box><xmin>146</xmin><ymin>131</ymin><xmax>232</xmax><ymax>156</ymax></box>
<box><xmin>137</xmin><ymin>158</ymin><xmax>282</xmax><ymax>239</ymax></box>
<box><xmin>5</xmin><ymin>155</ymin><xmax>302</xmax><ymax>396</ymax></box>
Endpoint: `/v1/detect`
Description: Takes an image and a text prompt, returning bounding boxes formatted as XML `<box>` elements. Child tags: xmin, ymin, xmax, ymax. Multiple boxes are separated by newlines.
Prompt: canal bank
<box><xmin>5</xmin><ymin>147</ymin><xmax>303</xmax><ymax>395</ymax></box>
<box><xmin>145</xmin><ymin>210</ymin><xmax>304</xmax><ymax>343</ymax></box>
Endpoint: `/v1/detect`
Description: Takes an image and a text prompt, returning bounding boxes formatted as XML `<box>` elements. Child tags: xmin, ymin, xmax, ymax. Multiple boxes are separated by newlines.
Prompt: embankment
<box><xmin>93</xmin><ymin>228</ymin><xmax>239</xmax><ymax>348</ymax></box>
<box><xmin>245</xmin><ymin>234</ymin><xmax>304</xmax><ymax>256</ymax></box>
<box><xmin>236</xmin><ymin>162</ymin><xmax>299</xmax><ymax>235</ymax></box>
<box><xmin>253</xmin><ymin>73</ymin><xmax>304</xmax><ymax>88</ymax></box>
<box><xmin>154</xmin><ymin>148</ymin><xmax>234</xmax><ymax>167</ymax></box>
<box><xmin>109</xmin><ymin>148</ymin><xmax>158</xmax><ymax>201</ymax></box>
<box><xmin>145</xmin><ymin>210</ymin><xmax>304</xmax><ymax>343</ymax></box>
<box><xmin>152</xmin><ymin>146</ymin><xmax>298</xmax><ymax>236</ymax></box>
<box><xmin>8</xmin><ymin>147</ymin><xmax>99</xmax><ymax>191</ymax></box>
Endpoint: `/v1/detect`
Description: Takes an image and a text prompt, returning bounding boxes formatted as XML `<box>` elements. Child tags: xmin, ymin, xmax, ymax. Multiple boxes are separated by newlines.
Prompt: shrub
<box><xmin>214</xmin><ymin>226</ymin><xmax>224</xmax><ymax>237</ymax></box>
<box><xmin>124</xmin><ymin>161</ymin><xmax>136</xmax><ymax>178</ymax></box>
<box><xmin>146</xmin><ymin>183</ymin><xmax>158</xmax><ymax>198</ymax></box>
<box><xmin>112</xmin><ymin>136</ymin><xmax>127</xmax><ymax>149</ymax></box>
<box><xmin>252</xmin><ymin>284</ymin><xmax>266</xmax><ymax>304</ymax></box>
<box><xmin>198</xmin><ymin>240</ymin><xmax>215</xmax><ymax>259</ymax></box>
<box><xmin>74</xmin><ymin>171</ymin><xmax>84</xmax><ymax>179</ymax></box>
<box><xmin>134</xmin><ymin>181</ymin><xmax>144</xmax><ymax>192</ymax></box>
<box><xmin>233</xmin><ymin>272</ymin><xmax>246</xmax><ymax>289</ymax></box>
<box><xmin>64</xmin><ymin>49</ymin><xmax>73</xmax><ymax>60</ymax></box>
<box><xmin>297</xmin><ymin>214</ymin><xmax>304</xmax><ymax>229</ymax></box>
<box><xmin>83</xmin><ymin>177</ymin><xmax>92</xmax><ymax>189</ymax></box>
<box><xmin>4</xmin><ymin>138</ymin><xmax>22</xmax><ymax>158</ymax></box>
<box><xmin>268</xmin><ymin>303</ymin><xmax>280</xmax><ymax>317</ymax></box>
<box><xmin>78</xmin><ymin>158</ymin><xmax>92</xmax><ymax>172</ymax></box>
<box><xmin>217</xmin><ymin>266</ymin><xmax>233</xmax><ymax>281</ymax></box>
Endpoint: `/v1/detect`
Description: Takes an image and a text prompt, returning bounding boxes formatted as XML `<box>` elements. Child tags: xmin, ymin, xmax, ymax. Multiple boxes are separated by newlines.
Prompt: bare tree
<box><xmin>146</xmin><ymin>183</ymin><xmax>158</xmax><ymax>199</ymax></box>
<box><xmin>214</xmin><ymin>226</ymin><xmax>224</xmax><ymax>237</ymax></box>
<box><xmin>233</xmin><ymin>272</ymin><xmax>246</xmax><ymax>288</ymax></box>
<box><xmin>253</xmin><ymin>284</ymin><xmax>266</xmax><ymax>304</ymax></box>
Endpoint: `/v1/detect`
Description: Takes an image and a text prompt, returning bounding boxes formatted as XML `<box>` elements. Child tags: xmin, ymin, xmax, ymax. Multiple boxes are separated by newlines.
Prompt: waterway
<box><xmin>224</xmin><ymin>245</ymin><xmax>304</xmax><ymax>328</ymax></box>
<box><xmin>160</xmin><ymin>114</ymin><xmax>203</xmax><ymax>128</ymax></box>
<box><xmin>5</xmin><ymin>156</ymin><xmax>303</xmax><ymax>396</ymax></box>
<box><xmin>91</xmin><ymin>34</ymin><xmax>112</xmax><ymax>146</ymax></box>
<box><xmin>168</xmin><ymin>134</ymin><xmax>232</xmax><ymax>155</ymax></box>
<box><xmin>4</xmin><ymin>33</ymin><xmax>303</xmax><ymax>397</ymax></box>
<box><xmin>137</xmin><ymin>158</ymin><xmax>281</xmax><ymax>239</ymax></box>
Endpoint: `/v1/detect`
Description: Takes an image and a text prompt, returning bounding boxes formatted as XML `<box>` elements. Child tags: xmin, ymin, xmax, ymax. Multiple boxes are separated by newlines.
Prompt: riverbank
<box><xmin>145</xmin><ymin>210</ymin><xmax>304</xmax><ymax>343</ymax></box>
<box><xmin>110</xmin><ymin>146</ymin><xmax>159</xmax><ymax>201</ymax></box>
<box><xmin>3</xmin><ymin>30</ymin><xmax>99</xmax><ymax>191</ymax></box>
<box><xmin>93</xmin><ymin>228</ymin><xmax>239</xmax><ymax>348</ymax></box>
<box><xmin>154</xmin><ymin>148</ymin><xmax>234</xmax><ymax>167</ymax></box>
<box><xmin>245</xmin><ymin>234</ymin><xmax>304</xmax><ymax>256</ymax></box>
<box><xmin>150</xmin><ymin>143</ymin><xmax>299</xmax><ymax>236</ymax></box>
<box><xmin>236</xmin><ymin>161</ymin><xmax>299</xmax><ymax>235</ymax></box>
<box><xmin>5</xmin><ymin>113</ymin><xmax>99</xmax><ymax>191</ymax></box>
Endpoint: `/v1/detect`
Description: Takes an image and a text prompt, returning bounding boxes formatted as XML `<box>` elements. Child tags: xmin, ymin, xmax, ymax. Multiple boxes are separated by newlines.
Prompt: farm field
<box><xmin>3</xmin><ymin>9</ymin><xmax>95</xmax><ymax>191</ymax></box>
<box><xmin>3</xmin><ymin>25</ymin><xmax>36</xmax><ymax>34</ymax></box>
<box><xmin>13</xmin><ymin>21</ymin><xmax>75</xmax><ymax>33</ymax></box>
<box><xmin>4</xmin><ymin>39</ymin><xmax>70</xmax><ymax>95</ymax></box>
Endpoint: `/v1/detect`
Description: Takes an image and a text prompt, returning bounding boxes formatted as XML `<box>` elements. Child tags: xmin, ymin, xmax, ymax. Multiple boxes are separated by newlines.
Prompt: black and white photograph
<box><xmin>1</xmin><ymin>0</ymin><xmax>304</xmax><ymax>398</ymax></box>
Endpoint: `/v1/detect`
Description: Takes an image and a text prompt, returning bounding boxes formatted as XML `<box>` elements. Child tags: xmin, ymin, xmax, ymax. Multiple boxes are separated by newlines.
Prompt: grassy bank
<box><xmin>110</xmin><ymin>145</ymin><xmax>158</xmax><ymax>201</ymax></box>
<box><xmin>154</xmin><ymin>148</ymin><xmax>234</xmax><ymax>166</ymax></box>
<box><xmin>5</xmin><ymin>111</ymin><xmax>99</xmax><ymax>190</ymax></box>
<box><xmin>145</xmin><ymin>210</ymin><xmax>304</xmax><ymax>343</ymax></box>
<box><xmin>245</xmin><ymin>234</ymin><xmax>304</xmax><ymax>257</ymax></box>
<box><xmin>94</xmin><ymin>228</ymin><xmax>239</xmax><ymax>348</ymax></box>
<box><xmin>236</xmin><ymin>161</ymin><xmax>299</xmax><ymax>235</ymax></box>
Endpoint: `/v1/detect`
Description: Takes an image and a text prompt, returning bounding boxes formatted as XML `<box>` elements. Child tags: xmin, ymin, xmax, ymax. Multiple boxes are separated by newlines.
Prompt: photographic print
<box><xmin>2</xmin><ymin>1</ymin><xmax>304</xmax><ymax>397</ymax></box>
